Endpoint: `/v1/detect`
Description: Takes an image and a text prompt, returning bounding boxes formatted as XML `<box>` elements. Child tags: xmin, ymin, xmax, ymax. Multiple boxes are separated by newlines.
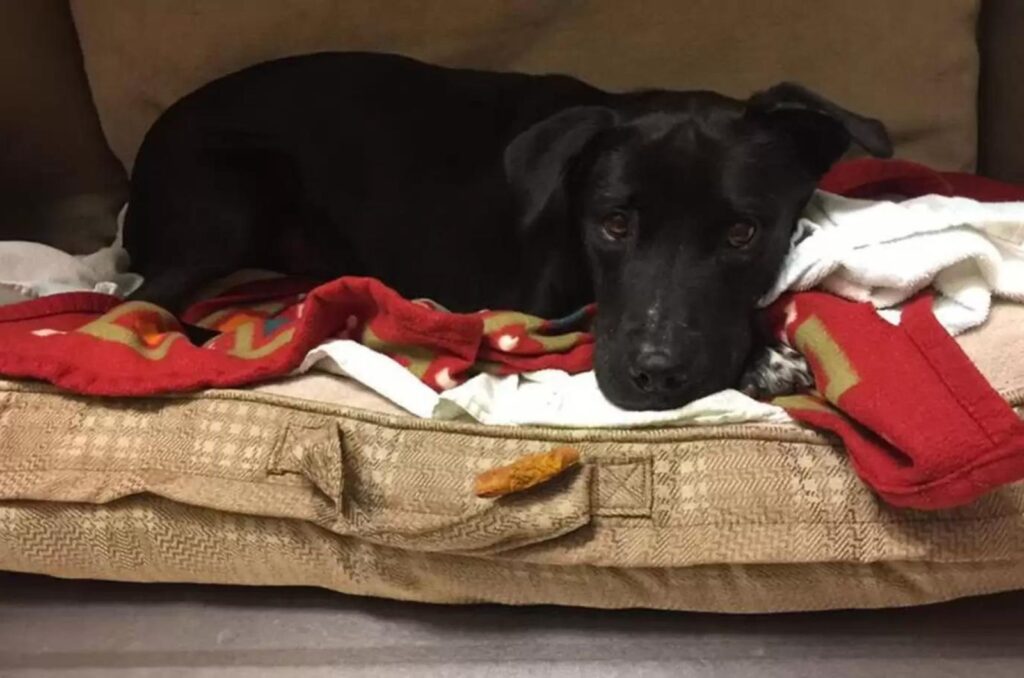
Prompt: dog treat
<box><xmin>474</xmin><ymin>447</ymin><xmax>581</xmax><ymax>498</ymax></box>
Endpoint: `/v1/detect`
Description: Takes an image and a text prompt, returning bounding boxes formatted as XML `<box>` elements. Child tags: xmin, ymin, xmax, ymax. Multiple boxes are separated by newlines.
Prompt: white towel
<box><xmin>294</xmin><ymin>339</ymin><xmax>791</xmax><ymax>427</ymax></box>
<box><xmin>0</xmin><ymin>205</ymin><xmax>142</xmax><ymax>305</ymax></box>
<box><xmin>434</xmin><ymin>370</ymin><xmax>790</xmax><ymax>428</ymax></box>
<box><xmin>297</xmin><ymin>339</ymin><xmax>440</xmax><ymax>418</ymax></box>
<box><xmin>761</xmin><ymin>191</ymin><xmax>1024</xmax><ymax>335</ymax></box>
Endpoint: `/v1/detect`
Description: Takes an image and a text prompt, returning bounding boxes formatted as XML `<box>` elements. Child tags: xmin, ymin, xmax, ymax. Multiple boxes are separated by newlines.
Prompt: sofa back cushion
<box><xmin>71</xmin><ymin>0</ymin><xmax>980</xmax><ymax>173</ymax></box>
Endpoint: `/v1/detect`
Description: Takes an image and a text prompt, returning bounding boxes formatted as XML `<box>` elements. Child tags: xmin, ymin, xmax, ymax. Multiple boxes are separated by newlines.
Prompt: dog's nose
<box><xmin>629</xmin><ymin>349</ymin><xmax>688</xmax><ymax>394</ymax></box>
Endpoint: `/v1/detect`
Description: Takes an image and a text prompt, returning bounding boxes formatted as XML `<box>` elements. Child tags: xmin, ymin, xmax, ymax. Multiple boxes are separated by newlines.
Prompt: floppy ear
<box><xmin>504</xmin><ymin>106</ymin><xmax>616</xmax><ymax>232</ymax></box>
<box><xmin>746</xmin><ymin>82</ymin><xmax>893</xmax><ymax>175</ymax></box>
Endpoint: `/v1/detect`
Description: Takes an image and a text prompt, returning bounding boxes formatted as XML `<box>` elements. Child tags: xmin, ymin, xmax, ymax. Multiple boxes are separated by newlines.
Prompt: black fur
<box><xmin>124</xmin><ymin>52</ymin><xmax>891</xmax><ymax>410</ymax></box>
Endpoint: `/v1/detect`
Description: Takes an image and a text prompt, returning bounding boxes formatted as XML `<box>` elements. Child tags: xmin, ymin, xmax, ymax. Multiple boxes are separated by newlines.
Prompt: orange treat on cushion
<box><xmin>474</xmin><ymin>447</ymin><xmax>581</xmax><ymax>498</ymax></box>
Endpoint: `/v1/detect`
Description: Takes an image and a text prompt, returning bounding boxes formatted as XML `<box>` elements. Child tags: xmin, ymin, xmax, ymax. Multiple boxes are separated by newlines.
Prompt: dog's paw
<box><xmin>738</xmin><ymin>343</ymin><xmax>814</xmax><ymax>400</ymax></box>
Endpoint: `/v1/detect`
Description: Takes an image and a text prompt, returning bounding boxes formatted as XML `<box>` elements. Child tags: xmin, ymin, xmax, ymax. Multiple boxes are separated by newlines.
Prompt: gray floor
<box><xmin>2</xmin><ymin>573</ymin><xmax>1024</xmax><ymax>677</ymax></box>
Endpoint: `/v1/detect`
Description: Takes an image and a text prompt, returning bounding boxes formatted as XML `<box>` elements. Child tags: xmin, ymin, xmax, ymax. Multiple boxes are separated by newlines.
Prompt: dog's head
<box><xmin>506</xmin><ymin>83</ymin><xmax>892</xmax><ymax>410</ymax></box>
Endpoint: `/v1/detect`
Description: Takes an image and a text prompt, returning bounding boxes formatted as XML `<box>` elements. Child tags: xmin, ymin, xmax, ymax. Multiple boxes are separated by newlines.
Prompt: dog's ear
<box><xmin>746</xmin><ymin>82</ymin><xmax>893</xmax><ymax>175</ymax></box>
<box><xmin>504</xmin><ymin>106</ymin><xmax>616</xmax><ymax>232</ymax></box>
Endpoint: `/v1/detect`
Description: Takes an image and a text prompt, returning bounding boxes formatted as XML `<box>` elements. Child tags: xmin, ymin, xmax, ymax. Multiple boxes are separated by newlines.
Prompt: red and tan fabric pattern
<box><xmin>0</xmin><ymin>277</ymin><xmax>595</xmax><ymax>396</ymax></box>
<box><xmin>769</xmin><ymin>292</ymin><xmax>1024</xmax><ymax>510</ymax></box>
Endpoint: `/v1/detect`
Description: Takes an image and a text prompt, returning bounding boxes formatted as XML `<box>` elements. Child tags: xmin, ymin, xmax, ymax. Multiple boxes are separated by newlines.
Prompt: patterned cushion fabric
<box><xmin>2</xmin><ymin>303</ymin><xmax>1024</xmax><ymax>612</ymax></box>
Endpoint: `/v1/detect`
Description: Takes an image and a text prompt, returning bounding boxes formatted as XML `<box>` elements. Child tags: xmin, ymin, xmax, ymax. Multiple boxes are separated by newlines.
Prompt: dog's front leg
<box><xmin>737</xmin><ymin>342</ymin><xmax>815</xmax><ymax>400</ymax></box>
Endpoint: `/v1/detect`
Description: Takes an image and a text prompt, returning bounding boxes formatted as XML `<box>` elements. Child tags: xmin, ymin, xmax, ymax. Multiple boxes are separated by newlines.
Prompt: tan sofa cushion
<box><xmin>2</xmin><ymin>301</ymin><xmax>1023</xmax><ymax>612</ymax></box>
<box><xmin>71</xmin><ymin>0</ymin><xmax>980</xmax><ymax>173</ymax></box>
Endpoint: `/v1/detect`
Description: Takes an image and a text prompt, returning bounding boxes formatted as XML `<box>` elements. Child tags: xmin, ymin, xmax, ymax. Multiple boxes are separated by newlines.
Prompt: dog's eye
<box><xmin>726</xmin><ymin>221</ymin><xmax>758</xmax><ymax>248</ymax></box>
<box><xmin>601</xmin><ymin>212</ymin><xmax>631</xmax><ymax>241</ymax></box>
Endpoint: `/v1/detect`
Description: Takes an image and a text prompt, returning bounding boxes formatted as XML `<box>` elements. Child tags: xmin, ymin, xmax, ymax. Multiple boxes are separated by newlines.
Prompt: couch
<box><xmin>2</xmin><ymin>0</ymin><xmax>1023</xmax><ymax>612</ymax></box>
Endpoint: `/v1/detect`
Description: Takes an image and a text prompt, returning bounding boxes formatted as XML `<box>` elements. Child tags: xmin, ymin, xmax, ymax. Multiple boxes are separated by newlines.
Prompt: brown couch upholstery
<box><xmin>978</xmin><ymin>0</ymin><xmax>1024</xmax><ymax>183</ymax></box>
<box><xmin>72</xmin><ymin>0</ymin><xmax>978</xmax><ymax>174</ymax></box>
<box><xmin>0</xmin><ymin>0</ymin><xmax>125</xmax><ymax>254</ymax></box>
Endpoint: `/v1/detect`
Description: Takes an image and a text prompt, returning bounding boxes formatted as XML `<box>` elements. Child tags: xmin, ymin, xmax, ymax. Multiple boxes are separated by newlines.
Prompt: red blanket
<box><xmin>1</xmin><ymin>158</ymin><xmax>1023</xmax><ymax>509</ymax></box>
<box><xmin>0</xmin><ymin>277</ymin><xmax>594</xmax><ymax>396</ymax></box>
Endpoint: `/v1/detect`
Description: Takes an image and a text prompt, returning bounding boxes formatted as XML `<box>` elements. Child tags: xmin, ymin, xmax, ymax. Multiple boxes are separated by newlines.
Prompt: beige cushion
<box><xmin>71</xmin><ymin>0</ymin><xmax>980</xmax><ymax>173</ymax></box>
<box><xmin>956</xmin><ymin>302</ymin><xmax>1024</xmax><ymax>396</ymax></box>
<box><xmin>2</xmin><ymin>301</ymin><xmax>1023</xmax><ymax>612</ymax></box>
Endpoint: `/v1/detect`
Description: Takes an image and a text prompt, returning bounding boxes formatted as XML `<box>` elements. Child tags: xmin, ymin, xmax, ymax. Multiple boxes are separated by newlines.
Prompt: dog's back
<box><xmin>124</xmin><ymin>52</ymin><xmax>605</xmax><ymax>312</ymax></box>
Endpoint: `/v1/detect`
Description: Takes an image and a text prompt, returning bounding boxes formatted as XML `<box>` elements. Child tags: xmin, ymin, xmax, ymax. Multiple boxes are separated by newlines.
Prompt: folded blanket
<box><xmin>300</xmin><ymin>336</ymin><xmax>792</xmax><ymax>426</ymax></box>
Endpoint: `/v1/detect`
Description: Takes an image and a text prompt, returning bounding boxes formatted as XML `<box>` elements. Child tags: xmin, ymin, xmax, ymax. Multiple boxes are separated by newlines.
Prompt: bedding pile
<box><xmin>0</xmin><ymin>218</ymin><xmax>141</xmax><ymax>304</ymax></box>
<box><xmin>1</xmin><ymin>159</ymin><xmax>1024</xmax><ymax>509</ymax></box>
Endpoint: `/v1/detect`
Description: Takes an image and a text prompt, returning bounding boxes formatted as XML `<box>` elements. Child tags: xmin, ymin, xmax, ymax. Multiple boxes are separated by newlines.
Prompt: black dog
<box><xmin>124</xmin><ymin>52</ymin><xmax>891</xmax><ymax>410</ymax></box>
